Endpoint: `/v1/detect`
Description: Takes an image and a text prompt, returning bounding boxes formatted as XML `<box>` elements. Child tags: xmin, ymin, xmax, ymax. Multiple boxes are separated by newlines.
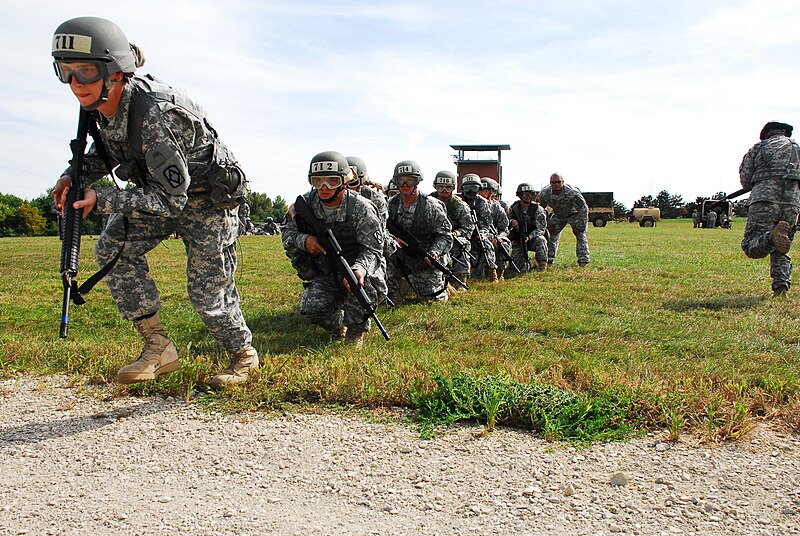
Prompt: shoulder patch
<box><xmin>163</xmin><ymin>165</ymin><xmax>184</xmax><ymax>188</ymax></box>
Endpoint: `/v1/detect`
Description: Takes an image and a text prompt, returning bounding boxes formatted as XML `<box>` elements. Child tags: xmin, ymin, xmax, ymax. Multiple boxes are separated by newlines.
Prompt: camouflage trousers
<box><xmin>94</xmin><ymin>196</ymin><xmax>252</xmax><ymax>354</ymax></box>
<box><xmin>299</xmin><ymin>272</ymin><xmax>386</xmax><ymax>334</ymax></box>
<box><xmin>387</xmin><ymin>249</ymin><xmax>448</xmax><ymax>302</ymax></box>
<box><xmin>450</xmin><ymin>236</ymin><xmax>472</xmax><ymax>279</ymax></box>
<box><xmin>505</xmin><ymin>235</ymin><xmax>547</xmax><ymax>278</ymax></box>
<box><xmin>547</xmin><ymin>214</ymin><xmax>590</xmax><ymax>265</ymax></box>
<box><xmin>470</xmin><ymin>230</ymin><xmax>497</xmax><ymax>278</ymax></box>
<box><xmin>492</xmin><ymin>235</ymin><xmax>513</xmax><ymax>275</ymax></box>
<box><xmin>741</xmin><ymin>202</ymin><xmax>800</xmax><ymax>291</ymax></box>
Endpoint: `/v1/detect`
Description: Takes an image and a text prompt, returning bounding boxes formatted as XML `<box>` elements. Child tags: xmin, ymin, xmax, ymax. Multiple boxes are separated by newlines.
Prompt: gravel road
<box><xmin>1</xmin><ymin>375</ymin><xmax>798</xmax><ymax>535</ymax></box>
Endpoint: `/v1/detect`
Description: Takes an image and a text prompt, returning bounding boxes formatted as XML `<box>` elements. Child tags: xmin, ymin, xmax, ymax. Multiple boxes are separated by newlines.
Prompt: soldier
<box><xmin>460</xmin><ymin>174</ymin><xmax>498</xmax><ymax>281</ymax></box>
<box><xmin>50</xmin><ymin>17</ymin><xmax>258</xmax><ymax>387</ymax></box>
<box><xmin>480</xmin><ymin>178</ymin><xmax>513</xmax><ymax>279</ymax></box>
<box><xmin>740</xmin><ymin>121</ymin><xmax>800</xmax><ymax>297</ymax></box>
<box><xmin>263</xmin><ymin>216</ymin><xmax>279</xmax><ymax>235</ymax></box>
<box><xmin>430</xmin><ymin>170</ymin><xmax>474</xmax><ymax>287</ymax></box>
<box><xmin>706</xmin><ymin>209</ymin><xmax>718</xmax><ymax>229</ymax></box>
<box><xmin>507</xmin><ymin>183</ymin><xmax>548</xmax><ymax>277</ymax></box>
<box><xmin>386</xmin><ymin>179</ymin><xmax>399</xmax><ymax>199</ymax></box>
<box><xmin>386</xmin><ymin>160</ymin><xmax>453</xmax><ymax>302</ymax></box>
<box><xmin>282</xmin><ymin>151</ymin><xmax>386</xmax><ymax>345</ymax></box>
<box><xmin>538</xmin><ymin>173</ymin><xmax>590</xmax><ymax>267</ymax></box>
<box><xmin>692</xmin><ymin>209</ymin><xmax>701</xmax><ymax>228</ymax></box>
<box><xmin>347</xmin><ymin>156</ymin><xmax>394</xmax><ymax>263</ymax></box>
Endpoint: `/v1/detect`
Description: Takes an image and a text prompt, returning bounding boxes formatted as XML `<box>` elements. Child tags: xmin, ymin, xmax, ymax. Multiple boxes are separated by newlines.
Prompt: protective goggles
<box><xmin>53</xmin><ymin>60</ymin><xmax>108</xmax><ymax>84</ymax></box>
<box><xmin>434</xmin><ymin>184</ymin><xmax>454</xmax><ymax>192</ymax></box>
<box><xmin>310</xmin><ymin>175</ymin><xmax>344</xmax><ymax>189</ymax></box>
<box><xmin>462</xmin><ymin>184</ymin><xmax>481</xmax><ymax>194</ymax></box>
<box><xmin>397</xmin><ymin>177</ymin><xmax>418</xmax><ymax>188</ymax></box>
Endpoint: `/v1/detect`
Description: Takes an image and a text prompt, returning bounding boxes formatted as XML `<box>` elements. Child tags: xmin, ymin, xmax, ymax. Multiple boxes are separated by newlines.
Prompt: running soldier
<box><xmin>282</xmin><ymin>151</ymin><xmax>386</xmax><ymax>345</ymax></box>
<box><xmin>51</xmin><ymin>17</ymin><xmax>257</xmax><ymax>387</ymax></box>
<box><xmin>431</xmin><ymin>170</ymin><xmax>474</xmax><ymax>288</ymax></box>
<box><xmin>740</xmin><ymin>121</ymin><xmax>800</xmax><ymax>297</ymax></box>
<box><xmin>507</xmin><ymin>183</ymin><xmax>548</xmax><ymax>277</ymax></box>
<box><xmin>386</xmin><ymin>161</ymin><xmax>453</xmax><ymax>302</ymax></box>
<box><xmin>538</xmin><ymin>173</ymin><xmax>590</xmax><ymax>267</ymax></box>
<box><xmin>460</xmin><ymin>174</ymin><xmax>498</xmax><ymax>281</ymax></box>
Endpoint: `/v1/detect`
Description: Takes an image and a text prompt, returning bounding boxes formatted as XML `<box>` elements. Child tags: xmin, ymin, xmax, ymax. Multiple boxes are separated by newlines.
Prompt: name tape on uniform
<box><xmin>53</xmin><ymin>34</ymin><xmax>92</xmax><ymax>54</ymax></box>
<box><xmin>311</xmin><ymin>161</ymin><xmax>340</xmax><ymax>174</ymax></box>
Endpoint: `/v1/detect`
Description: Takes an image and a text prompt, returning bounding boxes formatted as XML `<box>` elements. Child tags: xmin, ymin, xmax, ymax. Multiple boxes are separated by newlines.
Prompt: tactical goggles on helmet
<box><xmin>397</xmin><ymin>177</ymin><xmax>418</xmax><ymax>188</ymax></box>
<box><xmin>462</xmin><ymin>183</ymin><xmax>481</xmax><ymax>194</ymax></box>
<box><xmin>53</xmin><ymin>60</ymin><xmax>108</xmax><ymax>84</ymax></box>
<box><xmin>310</xmin><ymin>175</ymin><xmax>344</xmax><ymax>189</ymax></box>
<box><xmin>434</xmin><ymin>184</ymin><xmax>454</xmax><ymax>192</ymax></box>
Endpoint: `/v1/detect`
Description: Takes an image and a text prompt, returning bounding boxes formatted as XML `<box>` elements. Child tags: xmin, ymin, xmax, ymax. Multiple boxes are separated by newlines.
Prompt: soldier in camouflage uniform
<box><xmin>282</xmin><ymin>152</ymin><xmax>386</xmax><ymax>345</ymax></box>
<box><xmin>479</xmin><ymin>178</ymin><xmax>512</xmax><ymax>278</ymax></box>
<box><xmin>346</xmin><ymin>156</ymin><xmax>395</xmax><ymax>263</ymax></box>
<box><xmin>430</xmin><ymin>170</ymin><xmax>474</xmax><ymax>286</ymax></box>
<box><xmin>507</xmin><ymin>183</ymin><xmax>548</xmax><ymax>277</ymax></box>
<box><xmin>51</xmin><ymin>17</ymin><xmax>258</xmax><ymax>387</ymax></box>
<box><xmin>538</xmin><ymin>173</ymin><xmax>590</xmax><ymax>267</ymax></box>
<box><xmin>460</xmin><ymin>174</ymin><xmax>498</xmax><ymax>281</ymax></box>
<box><xmin>386</xmin><ymin>160</ymin><xmax>453</xmax><ymax>302</ymax></box>
<box><xmin>740</xmin><ymin>121</ymin><xmax>800</xmax><ymax>297</ymax></box>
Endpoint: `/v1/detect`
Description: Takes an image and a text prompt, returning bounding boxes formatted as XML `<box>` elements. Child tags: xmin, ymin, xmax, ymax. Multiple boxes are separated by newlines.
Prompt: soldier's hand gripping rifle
<box><xmin>293</xmin><ymin>195</ymin><xmax>390</xmax><ymax>341</ymax></box>
<box><xmin>489</xmin><ymin>223</ymin><xmax>520</xmax><ymax>273</ymax></box>
<box><xmin>386</xmin><ymin>218</ymin><xmax>468</xmax><ymax>290</ymax></box>
<box><xmin>512</xmin><ymin>204</ymin><xmax>532</xmax><ymax>271</ymax></box>
<box><xmin>59</xmin><ymin>108</ymin><xmax>91</xmax><ymax>339</ymax></box>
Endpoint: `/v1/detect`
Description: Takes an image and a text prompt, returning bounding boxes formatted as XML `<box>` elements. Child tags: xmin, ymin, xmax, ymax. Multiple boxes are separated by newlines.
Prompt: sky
<box><xmin>2</xmin><ymin>0</ymin><xmax>799</xmax><ymax>209</ymax></box>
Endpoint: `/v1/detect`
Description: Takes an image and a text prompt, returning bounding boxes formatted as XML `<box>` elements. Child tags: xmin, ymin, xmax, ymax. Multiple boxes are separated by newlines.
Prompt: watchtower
<box><xmin>450</xmin><ymin>144</ymin><xmax>510</xmax><ymax>191</ymax></box>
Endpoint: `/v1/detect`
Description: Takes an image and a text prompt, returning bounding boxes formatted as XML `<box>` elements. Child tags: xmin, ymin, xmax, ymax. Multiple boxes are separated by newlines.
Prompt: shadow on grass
<box><xmin>248</xmin><ymin>309</ymin><xmax>339</xmax><ymax>354</ymax></box>
<box><xmin>663</xmin><ymin>294</ymin><xmax>766</xmax><ymax>312</ymax></box>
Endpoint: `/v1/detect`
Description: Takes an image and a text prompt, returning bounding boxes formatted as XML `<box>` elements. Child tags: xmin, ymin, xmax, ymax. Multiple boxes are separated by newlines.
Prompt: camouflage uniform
<box><xmin>692</xmin><ymin>209</ymin><xmax>701</xmax><ymax>228</ymax></box>
<box><xmin>431</xmin><ymin>192</ymin><xmax>474</xmax><ymax>280</ymax></box>
<box><xmin>387</xmin><ymin>193</ymin><xmax>453</xmax><ymax>301</ymax></box>
<box><xmin>282</xmin><ymin>189</ymin><xmax>386</xmax><ymax>335</ymax></box>
<box><xmin>740</xmin><ymin>133</ymin><xmax>800</xmax><ymax>292</ymax></box>
<box><xmin>487</xmin><ymin>199</ymin><xmax>512</xmax><ymax>276</ymax></box>
<box><xmin>65</xmin><ymin>76</ymin><xmax>253</xmax><ymax>354</ymax></box>
<box><xmin>538</xmin><ymin>184</ymin><xmax>590</xmax><ymax>266</ymax></box>
<box><xmin>463</xmin><ymin>194</ymin><xmax>497</xmax><ymax>278</ymax></box>
<box><xmin>506</xmin><ymin>200</ymin><xmax>547</xmax><ymax>277</ymax></box>
<box><xmin>706</xmin><ymin>210</ymin><xmax>717</xmax><ymax>229</ymax></box>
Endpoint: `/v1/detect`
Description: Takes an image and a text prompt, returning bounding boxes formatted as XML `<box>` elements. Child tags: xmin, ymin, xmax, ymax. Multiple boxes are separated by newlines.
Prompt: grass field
<box><xmin>1</xmin><ymin>218</ymin><xmax>798</xmax><ymax>442</ymax></box>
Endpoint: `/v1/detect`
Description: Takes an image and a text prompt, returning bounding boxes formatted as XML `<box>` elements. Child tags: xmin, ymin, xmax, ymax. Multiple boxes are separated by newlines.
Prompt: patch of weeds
<box><xmin>410</xmin><ymin>370</ymin><xmax>640</xmax><ymax>442</ymax></box>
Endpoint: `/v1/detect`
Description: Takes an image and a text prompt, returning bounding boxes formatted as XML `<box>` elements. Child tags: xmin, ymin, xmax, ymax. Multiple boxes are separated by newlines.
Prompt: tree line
<box><xmin>626</xmin><ymin>190</ymin><xmax>748</xmax><ymax>219</ymax></box>
<box><xmin>0</xmin><ymin>188</ymin><xmax>288</xmax><ymax>238</ymax></box>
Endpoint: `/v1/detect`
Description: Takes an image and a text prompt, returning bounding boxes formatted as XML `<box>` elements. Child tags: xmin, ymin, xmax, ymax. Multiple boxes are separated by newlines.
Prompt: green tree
<box><xmin>613</xmin><ymin>200</ymin><xmax>628</xmax><ymax>219</ymax></box>
<box><xmin>14</xmin><ymin>204</ymin><xmax>47</xmax><ymax>236</ymax></box>
<box><xmin>633</xmin><ymin>195</ymin><xmax>655</xmax><ymax>209</ymax></box>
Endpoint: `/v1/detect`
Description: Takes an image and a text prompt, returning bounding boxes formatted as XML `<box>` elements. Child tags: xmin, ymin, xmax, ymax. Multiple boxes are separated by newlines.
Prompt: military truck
<box><xmin>700</xmin><ymin>199</ymin><xmax>733</xmax><ymax>229</ymax></box>
<box><xmin>582</xmin><ymin>191</ymin><xmax>615</xmax><ymax>227</ymax></box>
<box><xmin>632</xmin><ymin>207</ymin><xmax>660</xmax><ymax>227</ymax></box>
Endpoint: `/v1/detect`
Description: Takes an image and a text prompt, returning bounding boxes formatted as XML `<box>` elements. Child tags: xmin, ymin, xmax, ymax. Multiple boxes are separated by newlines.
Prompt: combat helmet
<box><xmin>482</xmin><ymin>178</ymin><xmax>500</xmax><ymax>193</ymax></box>
<box><xmin>760</xmin><ymin>121</ymin><xmax>794</xmax><ymax>140</ymax></box>
<box><xmin>308</xmin><ymin>151</ymin><xmax>352</xmax><ymax>186</ymax></box>
<box><xmin>516</xmin><ymin>183</ymin><xmax>535</xmax><ymax>196</ymax></box>
<box><xmin>393</xmin><ymin>160</ymin><xmax>423</xmax><ymax>184</ymax></box>
<box><xmin>346</xmin><ymin>156</ymin><xmax>368</xmax><ymax>188</ymax></box>
<box><xmin>433</xmin><ymin>170</ymin><xmax>457</xmax><ymax>187</ymax></box>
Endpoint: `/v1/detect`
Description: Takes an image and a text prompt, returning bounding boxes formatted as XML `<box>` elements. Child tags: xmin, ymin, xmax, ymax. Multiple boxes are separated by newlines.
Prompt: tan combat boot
<box><xmin>770</xmin><ymin>221</ymin><xmax>792</xmax><ymax>255</ymax></box>
<box><xmin>487</xmin><ymin>269</ymin><xmax>498</xmax><ymax>282</ymax></box>
<box><xmin>117</xmin><ymin>314</ymin><xmax>180</xmax><ymax>385</ymax></box>
<box><xmin>210</xmin><ymin>346</ymin><xmax>259</xmax><ymax>387</ymax></box>
<box><xmin>344</xmin><ymin>329</ymin><xmax>366</xmax><ymax>347</ymax></box>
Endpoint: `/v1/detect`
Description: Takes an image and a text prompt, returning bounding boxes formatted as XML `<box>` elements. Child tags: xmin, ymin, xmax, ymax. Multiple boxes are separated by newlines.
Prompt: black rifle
<box><xmin>293</xmin><ymin>195</ymin><xmax>390</xmax><ymax>341</ymax></box>
<box><xmin>469</xmin><ymin>212</ymin><xmax>491</xmax><ymax>268</ymax></box>
<box><xmin>386</xmin><ymin>218</ymin><xmax>468</xmax><ymax>290</ymax></box>
<box><xmin>59</xmin><ymin>108</ymin><xmax>91</xmax><ymax>339</ymax></box>
<box><xmin>490</xmin><ymin>224</ymin><xmax>520</xmax><ymax>273</ymax></box>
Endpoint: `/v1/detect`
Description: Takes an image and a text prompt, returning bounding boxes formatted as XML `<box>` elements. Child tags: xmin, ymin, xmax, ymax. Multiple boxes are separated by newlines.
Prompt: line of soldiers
<box><xmin>282</xmin><ymin>151</ymin><xmax>590</xmax><ymax>346</ymax></box>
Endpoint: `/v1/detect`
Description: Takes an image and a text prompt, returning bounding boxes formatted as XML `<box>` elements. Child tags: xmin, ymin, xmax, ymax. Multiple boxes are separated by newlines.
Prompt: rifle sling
<box><xmin>72</xmin><ymin>216</ymin><xmax>129</xmax><ymax>305</ymax></box>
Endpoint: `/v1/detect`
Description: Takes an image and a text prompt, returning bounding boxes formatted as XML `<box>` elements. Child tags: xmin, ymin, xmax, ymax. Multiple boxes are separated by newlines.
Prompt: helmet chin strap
<box><xmin>318</xmin><ymin>185</ymin><xmax>344</xmax><ymax>204</ymax></box>
<box><xmin>80</xmin><ymin>77</ymin><xmax>112</xmax><ymax>111</ymax></box>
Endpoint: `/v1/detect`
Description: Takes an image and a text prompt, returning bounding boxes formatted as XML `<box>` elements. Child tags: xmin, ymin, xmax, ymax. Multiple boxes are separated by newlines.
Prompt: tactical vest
<box><xmin>101</xmin><ymin>75</ymin><xmax>248</xmax><ymax>208</ymax></box>
<box><xmin>752</xmin><ymin>136</ymin><xmax>800</xmax><ymax>183</ymax></box>
<box><xmin>296</xmin><ymin>190</ymin><xmax>361</xmax><ymax>265</ymax></box>
<box><xmin>388</xmin><ymin>193</ymin><xmax>436</xmax><ymax>250</ymax></box>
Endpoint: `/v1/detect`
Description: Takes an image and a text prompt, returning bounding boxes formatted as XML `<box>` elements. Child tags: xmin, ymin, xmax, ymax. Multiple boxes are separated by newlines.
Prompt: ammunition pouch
<box><xmin>207</xmin><ymin>140</ymin><xmax>250</xmax><ymax>210</ymax></box>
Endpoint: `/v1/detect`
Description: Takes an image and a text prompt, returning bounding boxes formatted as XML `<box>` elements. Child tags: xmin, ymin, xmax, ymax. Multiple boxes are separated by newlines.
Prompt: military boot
<box><xmin>117</xmin><ymin>314</ymin><xmax>180</xmax><ymax>385</ymax></box>
<box><xmin>344</xmin><ymin>329</ymin><xmax>366</xmax><ymax>347</ymax></box>
<box><xmin>487</xmin><ymin>269</ymin><xmax>499</xmax><ymax>282</ymax></box>
<box><xmin>210</xmin><ymin>346</ymin><xmax>259</xmax><ymax>387</ymax></box>
<box><xmin>769</xmin><ymin>221</ymin><xmax>792</xmax><ymax>255</ymax></box>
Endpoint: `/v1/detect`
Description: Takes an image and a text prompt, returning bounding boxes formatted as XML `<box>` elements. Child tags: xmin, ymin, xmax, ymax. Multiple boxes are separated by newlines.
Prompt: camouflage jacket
<box><xmin>64</xmin><ymin>75</ymin><xmax>237</xmax><ymax>218</ymax></box>
<box><xmin>460</xmin><ymin>194</ymin><xmax>493</xmax><ymax>232</ymax></box>
<box><xmin>740</xmin><ymin>134</ymin><xmax>800</xmax><ymax>206</ymax></box>
<box><xmin>388</xmin><ymin>192</ymin><xmax>453</xmax><ymax>257</ymax></box>
<box><xmin>508</xmin><ymin>200</ymin><xmax>547</xmax><ymax>240</ymax></box>
<box><xmin>488</xmin><ymin>199</ymin><xmax>510</xmax><ymax>237</ymax></box>
<box><xmin>538</xmin><ymin>184</ymin><xmax>588</xmax><ymax>221</ymax></box>
<box><xmin>430</xmin><ymin>193</ymin><xmax>474</xmax><ymax>239</ymax></box>
<box><xmin>282</xmin><ymin>189</ymin><xmax>384</xmax><ymax>279</ymax></box>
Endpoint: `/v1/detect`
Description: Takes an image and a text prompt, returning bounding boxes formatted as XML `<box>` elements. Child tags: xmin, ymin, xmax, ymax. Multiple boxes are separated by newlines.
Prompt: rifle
<box><xmin>386</xmin><ymin>218</ymin><xmax>468</xmax><ymax>290</ymax></box>
<box><xmin>293</xmin><ymin>195</ymin><xmax>390</xmax><ymax>341</ymax></box>
<box><xmin>490</xmin><ymin>224</ymin><xmax>520</xmax><ymax>273</ymax></box>
<box><xmin>59</xmin><ymin>108</ymin><xmax>91</xmax><ymax>339</ymax></box>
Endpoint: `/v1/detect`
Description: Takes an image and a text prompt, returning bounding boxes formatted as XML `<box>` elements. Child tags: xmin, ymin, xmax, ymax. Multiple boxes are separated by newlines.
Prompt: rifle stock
<box><xmin>386</xmin><ymin>218</ymin><xmax>468</xmax><ymax>290</ymax></box>
<box><xmin>293</xmin><ymin>195</ymin><xmax>390</xmax><ymax>341</ymax></box>
<box><xmin>59</xmin><ymin>108</ymin><xmax>90</xmax><ymax>339</ymax></box>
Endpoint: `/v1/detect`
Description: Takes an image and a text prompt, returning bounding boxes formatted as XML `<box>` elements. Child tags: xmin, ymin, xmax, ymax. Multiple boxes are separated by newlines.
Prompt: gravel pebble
<box><xmin>1</xmin><ymin>375</ymin><xmax>799</xmax><ymax>535</ymax></box>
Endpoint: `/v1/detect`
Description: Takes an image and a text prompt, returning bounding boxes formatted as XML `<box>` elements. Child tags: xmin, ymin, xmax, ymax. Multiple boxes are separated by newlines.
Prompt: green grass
<box><xmin>1</xmin><ymin>218</ymin><xmax>798</xmax><ymax>442</ymax></box>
